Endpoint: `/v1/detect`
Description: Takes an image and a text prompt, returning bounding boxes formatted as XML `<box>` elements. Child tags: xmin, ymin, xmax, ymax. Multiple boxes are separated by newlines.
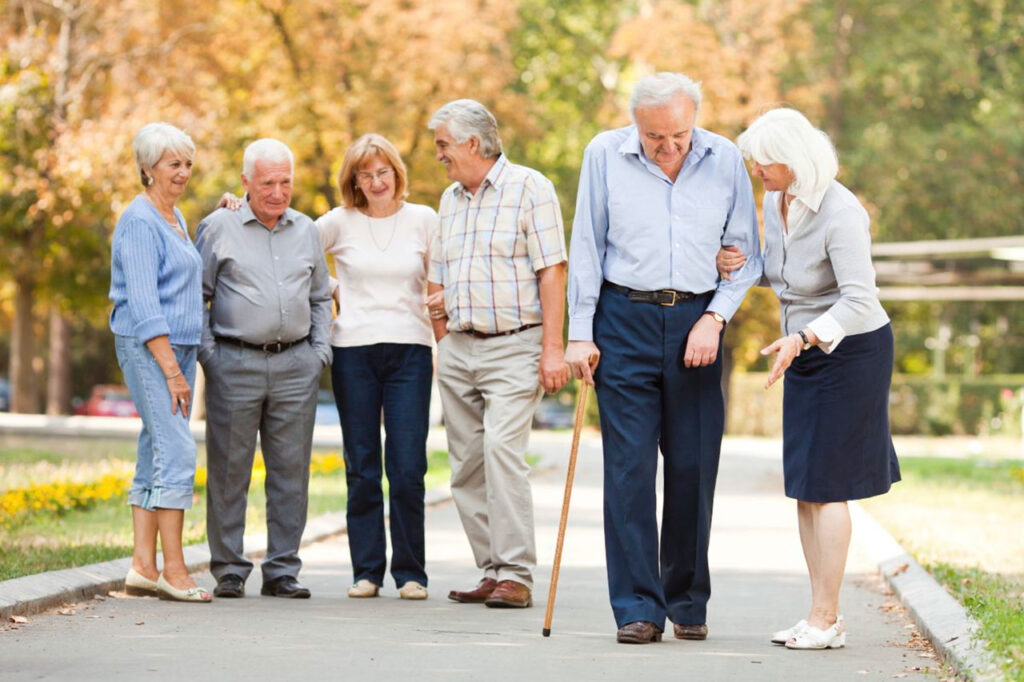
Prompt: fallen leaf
<box><xmin>918</xmin><ymin>652</ymin><xmax>936</xmax><ymax>659</ymax></box>
<box><xmin>891</xmin><ymin>563</ymin><xmax>909</xmax><ymax>576</ymax></box>
<box><xmin>9</xmin><ymin>616</ymin><xmax>28</xmax><ymax>624</ymax></box>
<box><xmin>57</xmin><ymin>608</ymin><xmax>75</xmax><ymax>616</ymax></box>
<box><xmin>136</xmin><ymin>621</ymin><xmax>145</xmax><ymax>626</ymax></box>
<box><xmin>87</xmin><ymin>615</ymin><xmax>101</xmax><ymax>620</ymax></box>
<box><xmin>960</xmin><ymin>578</ymin><xmax>972</xmax><ymax>587</ymax></box>
<box><xmin>893</xmin><ymin>674</ymin><xmax>908</xmax><ymax>679</ymax></box>
<box><xmin>93</xmin><ymin>594</ymin><xmax>107</xmax><ymax>601</ymax></box>
<box><xmin>856</xmin><ymin>670</ymin><xmax>871</xmax><ymax>675</ymax></box>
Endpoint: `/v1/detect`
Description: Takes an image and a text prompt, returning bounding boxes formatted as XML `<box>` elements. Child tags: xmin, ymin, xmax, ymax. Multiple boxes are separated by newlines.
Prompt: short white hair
<box><xmin>133</xmin><ymin>122</ymin><xmax>195</xmax><ymax>188</ymax></box>
<box><xmin>428</xmin><ymin>99</ymin><xmax>503</xmax><ymax>159</ymax></box>
<box><xmin>736</xmin><ymin>108</ymin><xmax>838</xmax><ymax>197</ymax></box>
<box><xmin>629</xmin><ymin>72</ymin><xmax>703</xmax><ymax>123</ymax></box>
<box><xmin>242</xmin><ymin>138</ymin><xmax>294</xmax><ymax>178</ymax></box>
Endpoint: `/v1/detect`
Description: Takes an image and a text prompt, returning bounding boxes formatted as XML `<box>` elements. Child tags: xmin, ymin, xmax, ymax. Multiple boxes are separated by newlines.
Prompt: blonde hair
<box><xmin>338</xmin><ymin>134</ymin><xmax>409</xmax><ymax>208</ymax></box>
<box><xmin>736</xmin><ymin>108</ymin><xmax>838</xmax><ymax>197</ymax></box>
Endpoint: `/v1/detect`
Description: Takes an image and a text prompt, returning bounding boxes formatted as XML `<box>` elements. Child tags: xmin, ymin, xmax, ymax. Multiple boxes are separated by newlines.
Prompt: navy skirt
<box><xmin>782</xmin><ymin>324</ymin><xmax>901</xmax><ymax>502</ymax></box>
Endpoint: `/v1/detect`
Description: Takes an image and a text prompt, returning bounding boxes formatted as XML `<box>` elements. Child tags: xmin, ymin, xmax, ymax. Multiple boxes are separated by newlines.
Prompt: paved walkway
<box><xmin>1</xmin><ymin>436</ymin><xmax>931</xmax><ymax>681</ymax></box>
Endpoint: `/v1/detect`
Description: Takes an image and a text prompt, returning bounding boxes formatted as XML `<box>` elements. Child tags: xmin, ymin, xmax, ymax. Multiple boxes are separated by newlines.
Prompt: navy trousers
<box><xmin>594</xmin><ymin>285</ymin><xmax>725</xmax><ymax>629</ymax></box>
<box><xmin>332</xmin><ymin>343</ymin><xmax>432</xmax><ymax>588</ymax></box>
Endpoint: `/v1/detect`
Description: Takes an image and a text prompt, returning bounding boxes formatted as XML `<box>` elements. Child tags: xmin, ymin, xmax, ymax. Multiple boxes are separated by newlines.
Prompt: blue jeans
<box><xmin>332</xmin><ymin>343</ymin><xmax>432</xmax><ymax>587</ymax></box>
<box><xmin>115</xmin><ymin>335</ymin><xmax>198</xmax><ymax>510</ymax></box>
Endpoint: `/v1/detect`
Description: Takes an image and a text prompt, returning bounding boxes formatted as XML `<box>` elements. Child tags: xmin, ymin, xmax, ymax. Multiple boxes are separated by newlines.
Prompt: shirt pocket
<box><xmin>692</xmin><ymin>204</ymin><xmax>728</xmax><ymax>248</ymax></box>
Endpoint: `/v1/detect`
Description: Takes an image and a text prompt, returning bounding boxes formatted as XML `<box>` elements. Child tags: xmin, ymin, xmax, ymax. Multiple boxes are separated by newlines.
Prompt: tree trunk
<box><xmin>46</xmin><ymin>306</ymin><xmax>72</xmax><ymax>415</ymax></box>
<box><xmin>10</xmin><ymin>275</ymin><xmax>40</xmax><ymax>413</ymax></box>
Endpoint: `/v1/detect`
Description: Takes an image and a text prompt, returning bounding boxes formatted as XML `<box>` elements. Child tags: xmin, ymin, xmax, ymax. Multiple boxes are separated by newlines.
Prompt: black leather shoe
<box><xmin>213</xmin><ymin>574</ymin><xmax>245</xmax><ymax>598</ymax></box>
<box><xmin>261</xmin><ymin>575</ymin><xmax>311</xmax><ymax>599</ymax></box>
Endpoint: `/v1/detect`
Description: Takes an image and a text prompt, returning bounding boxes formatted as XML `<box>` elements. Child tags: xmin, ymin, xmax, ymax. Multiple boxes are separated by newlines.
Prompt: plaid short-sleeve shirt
<box><xmin>429</xmin><ymin>155</ymin><xmax>567</xmax><ymax>334</ymax></box>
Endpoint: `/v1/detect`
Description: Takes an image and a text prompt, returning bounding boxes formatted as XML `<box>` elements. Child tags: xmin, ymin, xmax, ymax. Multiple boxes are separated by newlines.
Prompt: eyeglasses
<box><xmin>356</xmin><ymin>168</ymin><xmax>395</xmax><ymax>184</ymax></box>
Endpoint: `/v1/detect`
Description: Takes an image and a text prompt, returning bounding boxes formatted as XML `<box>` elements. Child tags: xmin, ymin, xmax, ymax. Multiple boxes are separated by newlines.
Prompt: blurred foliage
<box><xmin>0</xmin><ymin>0</ymin><xmax>1021</xmax><ymax>427</ymax></box>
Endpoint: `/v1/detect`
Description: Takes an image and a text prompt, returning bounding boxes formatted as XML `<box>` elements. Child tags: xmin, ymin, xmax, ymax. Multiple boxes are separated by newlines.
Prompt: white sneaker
<box><xmin>771</xmin><ymin>619</ymin><xmax>807</xmax><ymax>645</ymax></box>
<box><xmin>398</xmin><ymin>581</ymin><xmax>428</xmax><ymax>600</ymax></box>
<box><xmin>785</xmin><ymin>616</ymin><xmax>846</xmax><ymax>650</ymax></box>
<box><xmin>347</xmin><ymin>579</ymin><xmax>380</xmax><ymax>598</ymax></box>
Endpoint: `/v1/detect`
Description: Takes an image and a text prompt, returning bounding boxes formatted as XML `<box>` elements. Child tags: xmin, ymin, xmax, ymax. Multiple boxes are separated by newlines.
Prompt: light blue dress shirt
<box><xmin>567</xmin><ymin>126</ymin><xmax>763</xmax><ymax>341</ymax></box>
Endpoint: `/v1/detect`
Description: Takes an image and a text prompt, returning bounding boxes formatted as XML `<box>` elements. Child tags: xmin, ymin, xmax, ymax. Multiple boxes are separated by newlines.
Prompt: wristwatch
<box><xmin>704</xmin><ymin>311</ymin><xmax>726</xmax><ymax>326</ymax></box>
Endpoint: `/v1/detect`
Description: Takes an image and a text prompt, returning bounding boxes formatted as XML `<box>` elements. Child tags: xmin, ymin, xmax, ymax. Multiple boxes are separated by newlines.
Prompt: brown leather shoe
<box><xmin>448</xmin><ymin>578</ymin><xmax>498</xmax><ymax>603</ymax></box>
<box><xmin>616</xmin><ymin>621</ymin><xmax>663</xmax><ymax>644</ymax></box>
<box><xmin>673</xmin><ymin>622</ymin><xmax>709</xmax><ymax>640</ymax></box>
<box><xmin>483</xmin><ymin>580</ymin><xmax>532</xmax><ymax>608</ymax></box>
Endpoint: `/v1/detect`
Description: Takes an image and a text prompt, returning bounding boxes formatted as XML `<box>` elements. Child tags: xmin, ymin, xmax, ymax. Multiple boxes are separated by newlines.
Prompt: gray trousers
<box><xmin>436</xmin><ymin>326</ymin><xmax>544</xmax><ymax>587</ymax></box>
<box><xmin>203</xmin><ymin>340</ymin><xmax>322</xmax><ymax>582</ymax></box>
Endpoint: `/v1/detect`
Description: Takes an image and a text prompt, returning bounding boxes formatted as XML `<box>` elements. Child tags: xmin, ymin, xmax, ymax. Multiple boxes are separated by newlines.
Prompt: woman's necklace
<box><xmin>143</xmin><ymin>192</ymin><xmax>186</xmax><ymax>239</ymax></box>
<box><xmin>363</xmin><ymin>203</ymin><xmax>401</xmax><ymax>252</ymax></box>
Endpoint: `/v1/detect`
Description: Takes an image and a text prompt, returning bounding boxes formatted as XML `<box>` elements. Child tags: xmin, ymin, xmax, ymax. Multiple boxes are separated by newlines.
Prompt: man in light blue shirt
<box><xmin>565</xmin><ymin>72</ymin><xmax>762</xmax><ymax>644</ymax></box>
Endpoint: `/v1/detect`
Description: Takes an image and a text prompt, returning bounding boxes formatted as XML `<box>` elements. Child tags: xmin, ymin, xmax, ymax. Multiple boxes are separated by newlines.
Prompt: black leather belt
<box><xmin>215</xmin><ymin>335</ymin><xmax>309</xmax><ymax>353</ymax></box>
<box><xmin>605</xmin><ymin>282</ymin><xmax>710</xmax><ymax>307</ymax></box>
<box><xmin>460</xmin><ymin>323</ymin><xmax>542</xmax><ymax>339</ymax></box>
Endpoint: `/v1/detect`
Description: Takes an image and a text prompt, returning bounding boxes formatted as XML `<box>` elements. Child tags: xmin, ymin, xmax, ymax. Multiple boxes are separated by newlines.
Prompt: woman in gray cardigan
<box><xmin>720</xmin><ymin>108</ymin><xmax>900</xmax><ymax>650</ymax></box>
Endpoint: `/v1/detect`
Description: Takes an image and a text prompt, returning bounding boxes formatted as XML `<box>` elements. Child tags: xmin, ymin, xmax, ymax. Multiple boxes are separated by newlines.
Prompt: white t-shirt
<box><xmin>316</xmin><ymin>202</ymin><xmax>438</xmax><ymax>348</ymax></box>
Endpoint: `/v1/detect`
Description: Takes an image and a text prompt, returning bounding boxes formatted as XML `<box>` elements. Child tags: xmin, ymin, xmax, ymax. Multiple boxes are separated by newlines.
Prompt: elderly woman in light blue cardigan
<box><xmin>109</xmin><ymin>122</ymin><xmax>211</xmax><ymax>602</ymax></box>
<box><xmin>719</xmin><ymin>108</ymin><xmax>900</xmax><ymax>650</ymax></box>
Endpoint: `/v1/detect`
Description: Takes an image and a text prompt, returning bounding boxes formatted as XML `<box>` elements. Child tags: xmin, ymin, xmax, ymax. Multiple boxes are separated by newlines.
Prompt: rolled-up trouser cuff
<box><xmin>128</xmin><ymin>485</ymin><xmax>194</xmax><ymax>511</ymax></box>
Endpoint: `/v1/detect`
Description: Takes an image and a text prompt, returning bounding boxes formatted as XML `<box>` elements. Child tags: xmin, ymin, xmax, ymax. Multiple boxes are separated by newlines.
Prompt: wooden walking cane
<box><xmin>542</xmin><ymin>361</ymin><xmax>594</xmax><ymax>637</ymax></box>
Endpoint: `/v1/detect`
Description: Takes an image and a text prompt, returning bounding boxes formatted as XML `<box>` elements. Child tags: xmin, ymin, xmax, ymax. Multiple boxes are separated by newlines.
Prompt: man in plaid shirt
<box><xmin>426</xmin><ymin>99</ymin><xmax>570</xmax><ymax>609</ymax></box>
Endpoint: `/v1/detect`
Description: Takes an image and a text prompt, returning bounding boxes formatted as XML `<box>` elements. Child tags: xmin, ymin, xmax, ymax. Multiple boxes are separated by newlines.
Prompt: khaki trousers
<box><xmin>436</xmin><ymin>326</ymin><xmax>544</xmax><ymax>587</ymax></box>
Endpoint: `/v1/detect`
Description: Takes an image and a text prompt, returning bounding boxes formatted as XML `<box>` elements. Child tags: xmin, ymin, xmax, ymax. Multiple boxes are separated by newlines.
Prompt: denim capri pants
<box><xmin>115</xmin><ymin>335</ymin><xmax>198</xmax><ymax>510</ymax></box>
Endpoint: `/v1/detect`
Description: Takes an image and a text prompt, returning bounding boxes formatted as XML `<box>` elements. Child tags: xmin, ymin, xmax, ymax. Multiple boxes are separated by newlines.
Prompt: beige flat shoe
<box><xmin>347</xmin><ymin>579</ymin><xmax>380</xmax><ymax>598</ymax></box>
<box><xmin>125</xmin><ymin>567</ymin><xmax>159</xmax><ymax>597</ymax></box>
<box><xmin>156</xmin><ymin>574</ymin><xmax>212</xmax><ymax>603</ymax></box>
<box><xmin>398</xmin><ymin>581</ymin><xmax>428</xmax><ymax>600</ymax></box>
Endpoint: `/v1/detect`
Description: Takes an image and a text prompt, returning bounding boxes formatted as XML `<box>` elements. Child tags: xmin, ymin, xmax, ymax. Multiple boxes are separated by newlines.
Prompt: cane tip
<box><xmin>542</xmin><ymin>628</ymin><xmax>551</xmax><ymax>637</ymax></box>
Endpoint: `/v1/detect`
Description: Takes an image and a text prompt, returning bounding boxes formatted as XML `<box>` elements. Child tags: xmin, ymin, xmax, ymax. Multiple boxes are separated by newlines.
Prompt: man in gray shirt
<box><xmin>195</xmin><ymin>138</ymin><xmax>332</xmax><ymax>600</ymax></box>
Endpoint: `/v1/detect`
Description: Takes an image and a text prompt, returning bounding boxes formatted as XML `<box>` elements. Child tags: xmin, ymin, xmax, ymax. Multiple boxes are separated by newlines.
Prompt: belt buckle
<box><xmin>263</xmin><ymin>341</ymin><xmax>283</xmax><ymax>353</ymax></box>
<box><xmin>659</xmin><ymin>289</ymin><xmax>678</xmax><ymax>307</ymax></box>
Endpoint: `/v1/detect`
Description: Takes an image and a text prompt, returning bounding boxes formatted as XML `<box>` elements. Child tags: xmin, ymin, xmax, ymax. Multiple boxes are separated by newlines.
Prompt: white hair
<box><xmin>629</xmin><ymin>72</ymin><xmax>703</xmax><ymax>122</ymax></box>
<box><xmin>736</xmin><ymin>108</ymin><xmax>839</xmax><ymax>197</ymax></box>
<box><xmin>242</xmin><ymin>138</ymin><xmax>294</xmax><ymax>178</ymax></box>
<box><xmin>133</xmin><ymin>122</ymin><xmax>195</xmax><ymax>188</ymax></box>
<box><xmin>428</xmin><ymin>99</ymin><xmax>503</xmax><ymax>159</ymax></box>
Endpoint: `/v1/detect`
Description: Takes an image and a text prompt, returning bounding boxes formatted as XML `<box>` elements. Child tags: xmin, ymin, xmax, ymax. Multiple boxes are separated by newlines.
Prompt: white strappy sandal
<box><xmin>771</xmin><ymin>619</ymin><xmax>807</xmax><ymax>645</ymax></box>
<box><xmin>785</xmin><ymin>615</ymin><xmax>846</xmax><ymax>649</ymax></box>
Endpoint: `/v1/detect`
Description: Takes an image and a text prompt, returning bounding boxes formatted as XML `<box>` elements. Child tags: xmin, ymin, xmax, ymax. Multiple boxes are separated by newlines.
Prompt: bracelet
<box><xmin>164</xmin><ymin>369</ymin><xmax>182</xmax><ymax>380</ymax></box>
<box><xmin>797</xmin><ymin>329</ymin><xmax>811</xmax><ymax>349</ymax></box>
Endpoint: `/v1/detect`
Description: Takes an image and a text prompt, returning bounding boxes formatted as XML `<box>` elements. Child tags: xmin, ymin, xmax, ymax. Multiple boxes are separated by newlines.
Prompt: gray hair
<box><xmin>428</xmin><ymin>99</ymin><xmax>503</xmax><ymax>159</ymax></box>
<box><xmin>242</xmin><ymin>138</ymin><xmax>294</xmax><ymax>178</ymax></box>
<box><xmin>132</xmin><ymin>122</ymin><xmax>195</xmax><ymax>188</ymax></box>
<box><xmin>736</xmin><ymin>108</ymin><xmax>839</xmax><ymax>197</ymax></box>
<box><xmin>629</xmin><ymin>72</ymin><xmax>703</xmax><ymax>123</ymax></box>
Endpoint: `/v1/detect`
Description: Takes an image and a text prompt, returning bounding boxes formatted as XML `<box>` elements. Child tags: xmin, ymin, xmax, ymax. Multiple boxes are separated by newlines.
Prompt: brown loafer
<box><xmin>448</xmin><ymin>578</ymin><xmax>498</xmax><ymax>603</ymax></box>
<box><xmin>673</xmin><ymin>623</ymin><xmax>708</xmax><ymax>640</ymax></box>
<box><xmin>617</xmin><ymin>621</ymin><xmax>663</xmax><ymax>644</ymax></box>
<box><xmin>484</xmin><ymin>580</ymin><xmax>532</xmax><ymax>608</ymax></box>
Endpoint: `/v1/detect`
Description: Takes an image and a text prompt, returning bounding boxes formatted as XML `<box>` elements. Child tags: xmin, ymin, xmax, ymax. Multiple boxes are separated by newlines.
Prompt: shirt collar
<box><xmin>793</xmin><ymin>184</ymin><xmax>829</xmax><ymax>213</ymax></box>
<box><xmin>618</xmin><ymin>126</ymin><xmax>714</xmax><ymax>163</ymax></box>
<box><xmin>455</xmin><ymin>154</ymin><xmax>508</xmax><ymax>197</ymax></box>
<box><xmin>241</xmin><ymin>196</ymin><xmax>294</xmax><ymax>229</ymax></box>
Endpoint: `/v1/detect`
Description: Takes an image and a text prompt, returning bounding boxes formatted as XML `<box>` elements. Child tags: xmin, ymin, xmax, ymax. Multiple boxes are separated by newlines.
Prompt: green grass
<box><xmin>0</xmin><ymin>441</ymin><xmax>452</xmax><ymax>582</ymax></box>
<box><xmin>861</xmin><ymin>456</ymin><xmax>1024</xmax><ymax>681</ymax></box>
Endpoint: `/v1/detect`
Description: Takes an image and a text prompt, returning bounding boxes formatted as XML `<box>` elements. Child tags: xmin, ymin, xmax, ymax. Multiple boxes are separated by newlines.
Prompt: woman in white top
<box><xmin>318</xmin><ymin>134</ymin><xmax>438</xmax><ymax>601</ymax></box>
<box><xmin>719</xmin><ymin>109</ymin><xmax>900</xmax><ymax>650</ymax></box>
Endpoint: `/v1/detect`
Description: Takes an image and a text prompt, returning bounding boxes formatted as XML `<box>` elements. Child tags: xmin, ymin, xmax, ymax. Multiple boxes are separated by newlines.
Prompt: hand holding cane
<box><xmin>542</xmin><ymin>354</ymin><xmax>596</xmax><ymax>637</ymax></box>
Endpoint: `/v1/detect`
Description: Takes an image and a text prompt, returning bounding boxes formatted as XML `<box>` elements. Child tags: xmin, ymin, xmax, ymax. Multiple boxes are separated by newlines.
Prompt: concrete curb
<box><xmin>0</xmin><ymin>485</ymin><xmax>451</xmax><ymax>621</ymax></box>
<box><xmin>849</xmin><ymin>502</ymin><xmax>1003</xmax><ymax>681</ymax></box>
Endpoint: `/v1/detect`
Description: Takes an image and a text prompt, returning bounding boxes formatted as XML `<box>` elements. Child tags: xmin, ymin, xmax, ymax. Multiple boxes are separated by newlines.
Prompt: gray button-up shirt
<box><xmin>195</xmin><ymin>200</ymin><xmax>332</xmax><ymax>365</ymax></box>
